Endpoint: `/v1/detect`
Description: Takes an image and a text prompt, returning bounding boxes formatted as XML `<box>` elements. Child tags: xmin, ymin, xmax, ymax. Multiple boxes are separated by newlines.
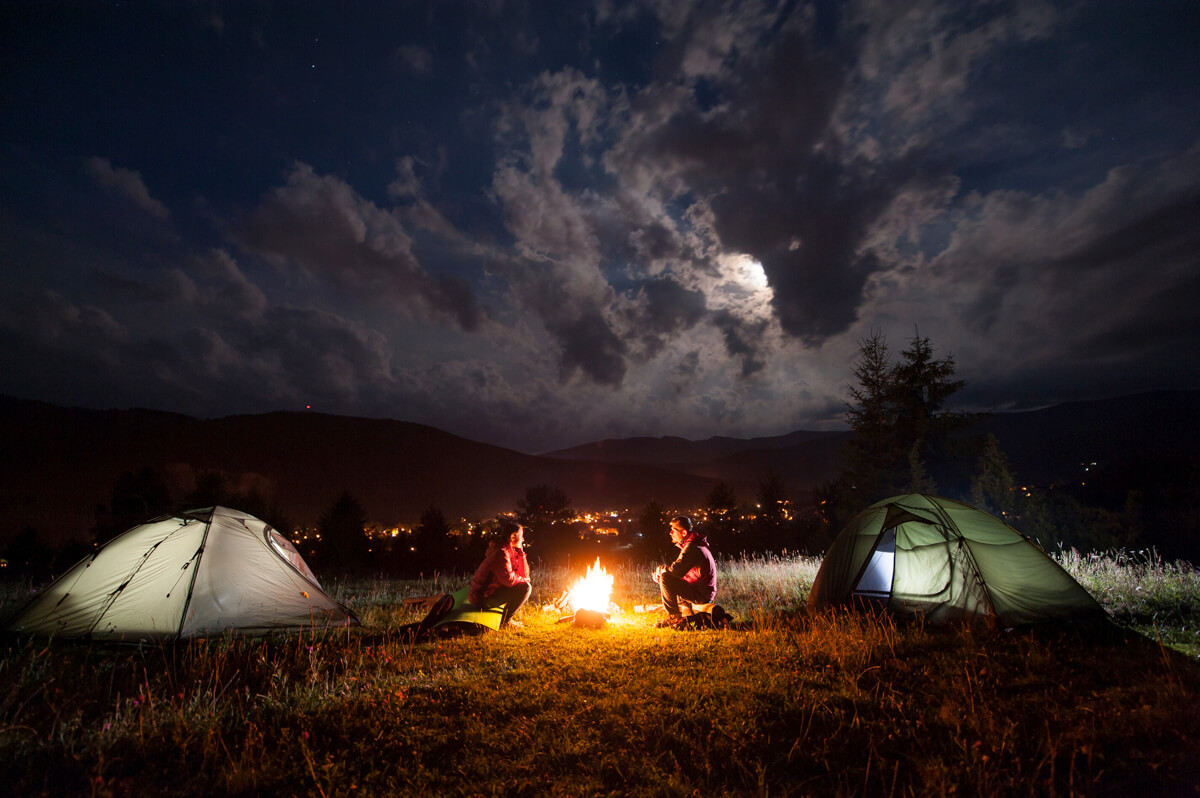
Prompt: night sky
<box><xmin>2</xmin><ymin>1</ymin><xmax>1198</xmax><ymax>453</ymax></box>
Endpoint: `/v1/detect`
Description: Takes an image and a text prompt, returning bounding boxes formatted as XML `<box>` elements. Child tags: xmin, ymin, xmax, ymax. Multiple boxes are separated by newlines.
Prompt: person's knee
<box><xmin>505</xmin><ymin>581</ymin><xmax>531</xmax><ymax>608</ymax></box>
<box><xmin>660</xmin><ymin>572</ymin><xmax>686</xmax><ymax>592</ymax></box>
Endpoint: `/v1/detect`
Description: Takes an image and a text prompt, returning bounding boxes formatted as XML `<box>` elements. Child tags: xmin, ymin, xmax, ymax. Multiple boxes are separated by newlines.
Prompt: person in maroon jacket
<box><xmin>652</xmin><ymin>515</ymin><xmax>717</xmax><ymax>628</ymax></box>
<box><xmin>469</xmin><ymin>520</ymin><xmax>531</xmax><ymax>628</ymax></box>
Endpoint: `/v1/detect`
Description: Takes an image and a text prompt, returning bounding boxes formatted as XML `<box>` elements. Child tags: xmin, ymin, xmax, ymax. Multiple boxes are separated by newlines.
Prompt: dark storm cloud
<box><xmin>2</xmin><ymin>0</ymin><xmax>1199</xmax><ymax>453</ymax></box>
<box><xmin>547</xmin><ymin>306</ymin><xmax>628</xmax><ymax>385</ymax></box>
<box><xmin>0</xmin><ymin>280</ymin><xmax>395</xmax><ymax>417</ymax></box>
<box><xmin>487</xmin><ymin>68</ymin><xmax>643</xmax><ymax>386</ymax></box>
<box><xmin>1053</xmin><ymin>191</ymin><xmax>1200</xmax><ymax>282</ymax></box>
<box><xmin>1052</xmin><ymin>192</ymin><xmax>1200</xmax><ymax>374</ymax></box>
<box><xmin>248</xmin><ymin>306</ymin><xmax>395</xmax><ymax>404</ymax></box>
<box><xmin>610</xmin><ymin>19</ymin><xmax>936</xmax><ymax>346</ymax></box>
<box><xmin>629</xmin><ymin>220</ymin><xmax>680</xmax><ymax>263</ymax></box>
<box><xmin>938</xmin><ymin>144</ymin><xmax>1200</xmax><ymax>357</ymax></box>
<box><xmin>711</xmin><ymin>310</ymin><xmax>768</xmax><ymax>378</ymax></box>
<box><xmin>712</xmin><ymin>156</ymin><xmax>924</xmax><ymax>345</ymax></box>
<box><xmin>243</xmin><ymin>163</ymin><xmax>482</xmax><ymax>331</ymax></box>
<box><xmin>627</xmin><ymin>277</ymin><xmax>708</xmax><ymax>358</ymax></box>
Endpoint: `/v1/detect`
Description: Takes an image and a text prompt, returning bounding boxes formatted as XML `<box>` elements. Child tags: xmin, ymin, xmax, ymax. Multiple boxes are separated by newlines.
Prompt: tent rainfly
<box><xmin>808</xmin><ymin>494</ymin><xmax>1107</xmax><ymax>626</ymax></box>
<box><xmin>4</xmin><ymin>506</ymin><xmax>358</xmax><ymax>642</ymax></box>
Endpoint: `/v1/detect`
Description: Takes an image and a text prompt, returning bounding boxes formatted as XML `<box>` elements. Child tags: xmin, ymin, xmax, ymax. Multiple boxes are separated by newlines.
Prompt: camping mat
<box><xmin>430</xmin><ymin>586</ymin><xmax>506</xmax><ymax>631</ymax></box>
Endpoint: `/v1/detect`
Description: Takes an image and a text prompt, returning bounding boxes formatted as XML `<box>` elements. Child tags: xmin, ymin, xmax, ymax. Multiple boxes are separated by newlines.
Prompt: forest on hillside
<box><xmin>4</xmin><ymin>333</ymin><xmax>1197</xmax><ymax>580</ymax></box>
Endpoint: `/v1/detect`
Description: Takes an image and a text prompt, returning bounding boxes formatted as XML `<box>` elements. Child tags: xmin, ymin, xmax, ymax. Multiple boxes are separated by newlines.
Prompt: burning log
<box><xmin>551</xmin><ymin>558</ymin><xmax>616</xmax><ymax>627</ymax></box>
<box><xmin>541</xmin><ymin>589</ymin><xmax>572</xmax><ymax>613</ymax></box>
<box><xmin>572</xmin><ymin>608</ymin><xmax>608</xmax><ymax>629</ymax></box>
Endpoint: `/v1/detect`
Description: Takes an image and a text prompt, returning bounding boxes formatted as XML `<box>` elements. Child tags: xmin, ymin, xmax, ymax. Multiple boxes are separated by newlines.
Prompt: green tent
<box><xmin>809</xmin><ymin>494</ymin><xmax>1106</xmax><ymax>626</ymax></box>
<box><xmin>428</xmin><ymin>585</ymin><xmax>506</xmax><ymax>632</ymax></box>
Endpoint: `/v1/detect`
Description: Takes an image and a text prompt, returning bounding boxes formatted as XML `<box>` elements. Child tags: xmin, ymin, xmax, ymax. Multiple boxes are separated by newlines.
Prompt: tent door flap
<box><xmin>853</xmin><ymin>527</ymin><xmax>897</xmax><ymax>599</ymax></box>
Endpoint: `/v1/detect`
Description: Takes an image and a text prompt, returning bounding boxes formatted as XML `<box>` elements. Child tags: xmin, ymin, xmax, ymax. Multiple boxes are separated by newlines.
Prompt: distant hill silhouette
<box><xmin>0</xmin><ymin>397</ymin><xmax>755</xmax><ymax>545</ymax></box>
<box><xmin>543</xmin><ymin>430</ymin><xmax>850</xmax><ymax>496</ymax></box>
<box><xmin>546</xmin><ymin>391</ymin><xmax>1200</xmax><ymax>498</ymax></box>
<box><xmin>541</xmin><ymin>429</ymin><xmax>846</xmax><ymax>464</ymax></box>
<box><xmin>2</xmin><ymin>390</ymin><xmax>1197</xmax><ymax>547</ymax></box>
<box><xmin>973</xmin><ymin>391</ymin><xmax>1200</xmax><ymax>487</ymax></box>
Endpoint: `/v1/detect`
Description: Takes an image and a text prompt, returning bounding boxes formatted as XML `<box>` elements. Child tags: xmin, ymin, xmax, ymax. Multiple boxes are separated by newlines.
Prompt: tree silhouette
<box><xmin>843</xmin><ymin>329</ymin><xmax>898</xmax><ymax>498</ymax></box>
<box><xmin>703</xmin><ymin>481</ymin><xmax>740</xmax><ymax>551</ymax></box>
<box><xmin>705</xmin><ymin>481</ymin><xmax>739</xmax><ymax>517</ymax></box>
<box><xmin>315</xmin><ymin>491</ymin><xmax>370</xmax><ymax>573</ymax></box>
<box><xmin>970</xmin><ymin>434</ymin><xmax>1017</xmax><ymax>518</ymax></box>
<box><xmin>92</xmin><ymin>467</ymin><xmax>175</xmax><ymax>545</ymax></box>
<box><xmin>637</xmin><ymin>499</ymin><xmax>670</xmax><ymax>559</ymax></box>
<box><xmin>186</xmin><ymin>470</ymin><xmax>230</xmax><ymax>509</ymax></box>
<box><xmin>757</xmin><ymin>467</ymin><xmax>787</xmax><ymax>524</ymax></box>
<box><xmin>517</xmin><ymin>485</ymin><xmax>574</xmax><ymax>562</ymax></box>
<box><xmin>517</xmin><ymin>484</ymin><xmax>574</xmax><ymax>528</ymax></box>
<box><xmin>1</xmin><ymin>526</ymin><xmax>55</xmax><ymax>578</ymax></box>
<box><xmin>414</xmin><ymin>505</ymin><xmax>453</xmax><ymax>572</ymax></box>
<box><xmin>830</xmin><ymin>329</ymin><xmax>970</xmax><ymax>524</ymax></box>
<box><xmin>891</xmin><ymin>329</ymin><xmax>967</xmax><ymax>486</ymax></box>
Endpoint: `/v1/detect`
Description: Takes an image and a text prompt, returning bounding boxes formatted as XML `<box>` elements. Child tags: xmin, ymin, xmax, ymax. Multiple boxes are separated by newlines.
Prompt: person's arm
<box><xmin>469</xmin><ymin>549</ymin><xmax>498</xmax><ymax>604</ymax></box>
<box><xmin>514</xmin><ymin>548</ymin><xmax>530</xmax><ymax>582</ymax></box>
<box><xmin>665</xmin><ymin>544</ymin><xmax>695</xmax><ymax>579</ymax></box>
<box><xmin>498</xmin><ymin>548</ymin><xmax>529</xmax><ymax>586</ymax></box>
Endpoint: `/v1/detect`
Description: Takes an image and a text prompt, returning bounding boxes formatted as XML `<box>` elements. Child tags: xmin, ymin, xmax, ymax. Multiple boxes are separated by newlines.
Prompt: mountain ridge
<box><xmin>0</xmin><ymin>396</ymin><xmax>756</xmax><ymax>544</ymax></box>
<box><xmin>2</xmin><ymin>390</ymin><xmax>1196</xmax><ymax>545</ymax></box>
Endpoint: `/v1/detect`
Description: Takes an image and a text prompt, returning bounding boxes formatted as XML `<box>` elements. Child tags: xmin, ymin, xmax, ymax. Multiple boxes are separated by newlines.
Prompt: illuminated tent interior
<box><xmin>808</xmin><ymin>494</ymin><xmax>1107</xmax><ymax>626</ymax></box>
<box><xmin>4</xmin><ymin>506</ymin><xmax>358</xmax><ymax>642</ymax></box>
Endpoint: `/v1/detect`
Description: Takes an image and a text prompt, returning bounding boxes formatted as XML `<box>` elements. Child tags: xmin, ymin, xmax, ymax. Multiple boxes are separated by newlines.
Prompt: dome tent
<box><xmin>809</xmin><ymin>494</ymin><xmax>1106</xmax><ymax>626</ymax></box>
<box><xmin>4</xmin><ymin>506</ymin><xmax>358</xmax><ymax>642</ymax></box>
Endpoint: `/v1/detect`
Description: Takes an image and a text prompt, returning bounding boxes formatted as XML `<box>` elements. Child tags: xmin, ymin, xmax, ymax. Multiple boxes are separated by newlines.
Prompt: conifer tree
<box><xmin>315</xmin><ymin>491</ymin><xmax>370</xmax><ymax>572</ymax></box>
<box><xmin>831</xmin><ymin>329</ymin><xmax>968</xmax><ymax>523</ymax></box>
<box><xmin>414</xmin><ymin>505</ymin><xmax>453</xmax><ymax>571</ymax></box>
<box><xmin>970</xmin><ymin>433</ymin><xmax>1017</xmax><ymax>517</ymax></box>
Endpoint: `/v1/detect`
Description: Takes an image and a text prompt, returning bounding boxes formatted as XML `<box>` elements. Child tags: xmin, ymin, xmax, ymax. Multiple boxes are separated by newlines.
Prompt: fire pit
<box><xmin>571</xmin><ymin>608</ymin><xmax>608</xmax><ymax>629</ymax></box>
<box><xmin>551</xmin><ymin>558</ymin><xmax>615</xmax><ymax>628</ymax></box>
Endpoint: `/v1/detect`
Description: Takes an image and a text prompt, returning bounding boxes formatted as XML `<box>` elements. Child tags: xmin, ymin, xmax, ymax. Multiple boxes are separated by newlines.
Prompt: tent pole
<box><xmin>174</xmin><ymin>511</ymin><xmax>216</xmax><ymax>640</ymax></box>
<box><xmin>85</xmin><ymin>520</ymin><xmax>186</xmax><ymax>639</ymax></box>
<box><xmin>927</xmin><ymin>499</ymin><xmax>998</xmax><ymax>620</ymax></box>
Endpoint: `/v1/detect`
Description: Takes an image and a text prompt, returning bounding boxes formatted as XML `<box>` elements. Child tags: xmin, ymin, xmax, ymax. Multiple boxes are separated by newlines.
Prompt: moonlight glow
<box><xmin>1</xmin><ymin>2</ymin><xmax>1195</xmax><ymax>453</ymax></box>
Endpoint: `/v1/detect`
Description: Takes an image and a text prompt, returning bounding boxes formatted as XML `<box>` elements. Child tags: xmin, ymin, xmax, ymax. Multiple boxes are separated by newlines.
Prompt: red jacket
<box><xmin>469</xmin><ymin>542</ymin><xmax>529</xmax><ymax>605</ymax></box>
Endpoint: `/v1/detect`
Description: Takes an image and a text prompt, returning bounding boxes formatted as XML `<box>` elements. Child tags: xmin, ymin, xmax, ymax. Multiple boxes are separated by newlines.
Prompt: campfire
<box><xmin>550</xmin><ymin>557</ymin><xmax>615</xmax><ymax>628</ymax></box>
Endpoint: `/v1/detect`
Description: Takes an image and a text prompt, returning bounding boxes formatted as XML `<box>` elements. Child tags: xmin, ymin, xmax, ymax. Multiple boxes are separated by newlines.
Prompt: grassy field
<box><xmin>1</xmin><ymin>551</ymin><xmax>1198</xmax><ymax>796</ymax></box>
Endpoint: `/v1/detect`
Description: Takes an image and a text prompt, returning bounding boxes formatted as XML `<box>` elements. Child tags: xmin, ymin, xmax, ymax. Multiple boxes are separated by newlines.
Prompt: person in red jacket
<box><xmin>652</xmin><ymin>515</ymin><xmax>717</xmax><ymax>628</ymax></box>
<box><xmin>469</xmin><ymin>521</ymin><xmax>531</xmax><ymax>628</ymax></box>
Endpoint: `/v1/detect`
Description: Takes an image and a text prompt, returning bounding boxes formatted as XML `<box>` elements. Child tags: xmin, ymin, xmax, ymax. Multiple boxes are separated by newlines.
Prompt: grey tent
<box><xmin>809</xmin><ymin>494</ymin><xmax>1106</xmax><ymax>626</ymax></box>
<box><xmin>4</xmin><ymin>506</ymin><xmax>358</xmax><ymax>642</ymax></box>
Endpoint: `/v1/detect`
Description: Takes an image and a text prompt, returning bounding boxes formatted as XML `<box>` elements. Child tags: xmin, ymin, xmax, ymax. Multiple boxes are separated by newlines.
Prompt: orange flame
<box><xmin>567</xmin><ymin>557</ymin><xmax>613</xmax><ymax>614</ymax></box>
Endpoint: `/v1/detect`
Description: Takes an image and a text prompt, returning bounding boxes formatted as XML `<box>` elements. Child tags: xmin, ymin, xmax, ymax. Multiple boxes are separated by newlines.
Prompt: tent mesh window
<box><xmin>266</xmin><ymin>528</ymin><xmax>321</xmax><ymax>585</ymax></box>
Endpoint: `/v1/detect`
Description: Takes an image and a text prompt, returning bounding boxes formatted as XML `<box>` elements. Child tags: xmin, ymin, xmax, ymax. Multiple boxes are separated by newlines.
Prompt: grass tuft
<box><xmin>1</xmin><ymin>551</ymin><xmax>1197</xmax><ymax>795</ymax></box>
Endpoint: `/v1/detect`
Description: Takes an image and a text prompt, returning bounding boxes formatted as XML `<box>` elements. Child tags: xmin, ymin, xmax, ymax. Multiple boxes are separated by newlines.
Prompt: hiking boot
<box><xmin>656</xmin><ymin>614</ymin><xmax>685</xmax><ymax>629</ymax></box>
<box><xmin>711</xmin><ymin>605</ymin><xmax>733</xmax><ymax>629</ymax></box>
<box><xmin>503</xmin><ymin>619</ymin><xmax>524</xmax><ymax>629</ymax></box>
